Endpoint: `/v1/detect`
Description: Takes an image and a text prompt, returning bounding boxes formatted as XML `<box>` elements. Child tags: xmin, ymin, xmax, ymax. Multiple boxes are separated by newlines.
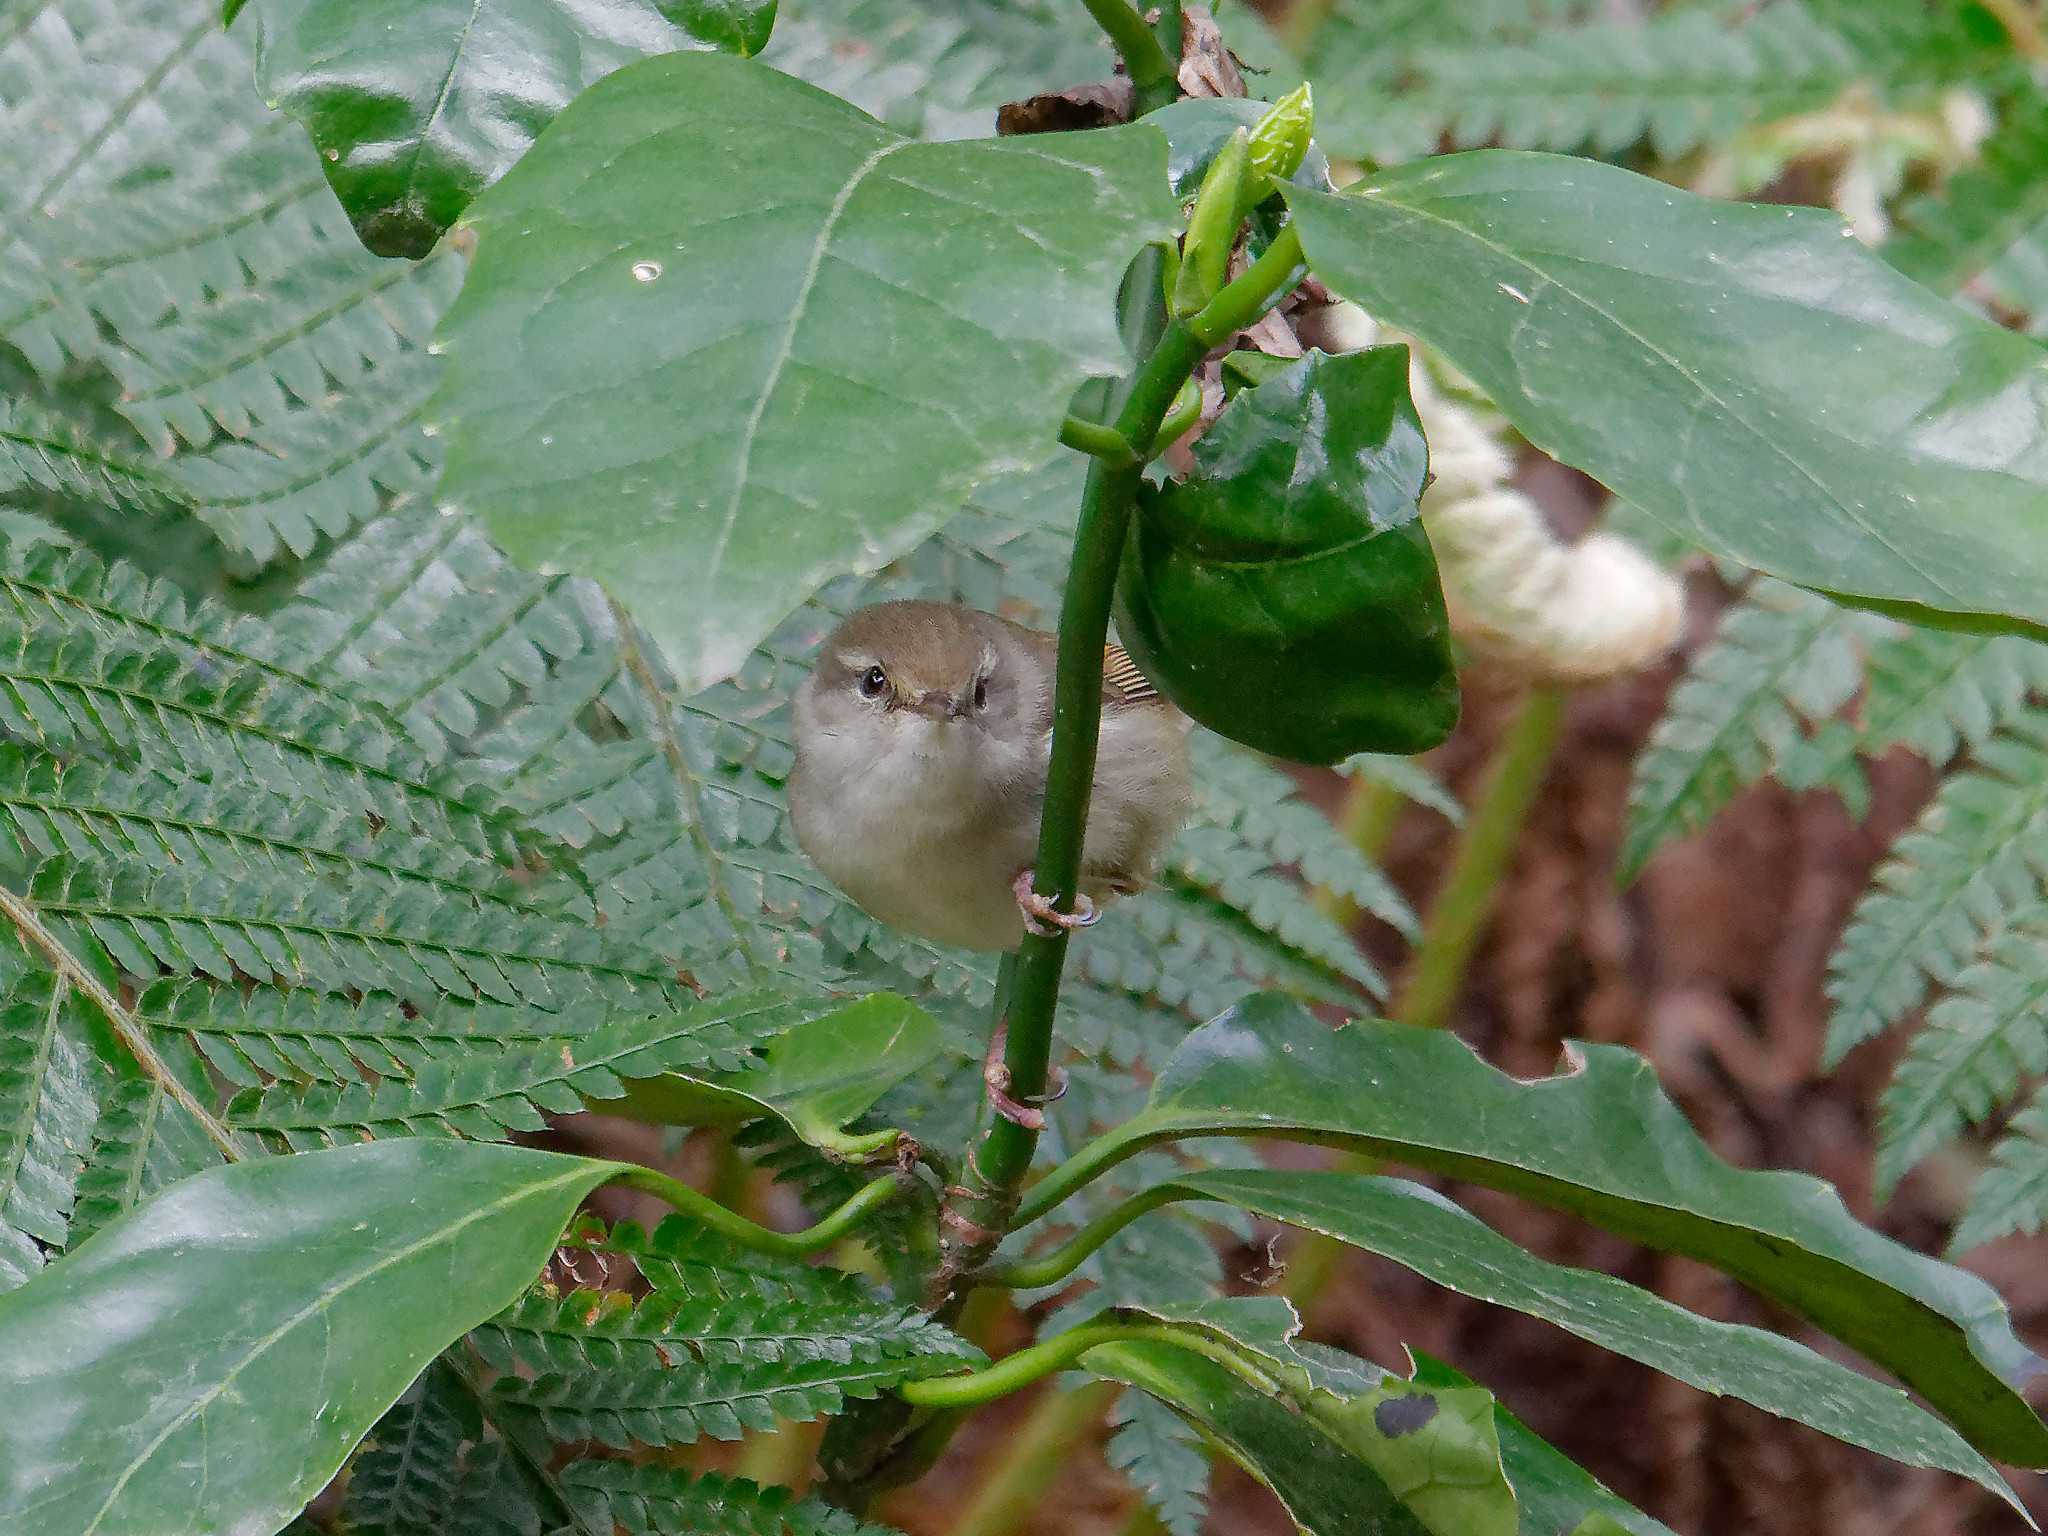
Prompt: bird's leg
<box><xmin>982</xmin><ymin>1019</ymin><xmax>1069</xmax><ymax>1130</ymax></box>
<box><xmin>1012</xmin><ymin>868</ymin><xmax>1100</xmax><ymax>939</ymax></box>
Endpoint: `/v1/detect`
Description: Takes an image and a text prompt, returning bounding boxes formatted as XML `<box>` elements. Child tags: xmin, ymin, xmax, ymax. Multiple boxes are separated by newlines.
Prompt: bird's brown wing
<box><xmin>1102</xmin><ymin>644</ymin><xmax>1162</xmax><ymax>710</ymax></box>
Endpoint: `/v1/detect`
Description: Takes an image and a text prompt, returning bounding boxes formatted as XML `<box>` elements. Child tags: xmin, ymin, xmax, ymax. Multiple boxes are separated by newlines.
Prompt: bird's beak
<box><xmin>913</xmin><ymin>690</ymin><xmax>965</xmax><ymax>721</ymax></box>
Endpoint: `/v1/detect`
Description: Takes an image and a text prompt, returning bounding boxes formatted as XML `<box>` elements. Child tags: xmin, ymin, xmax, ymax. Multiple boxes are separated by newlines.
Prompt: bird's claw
<box><xmin>983</xmin><ymin>1020</ymin><xmax>1069</xmax><ymax>1130</ymax></box>
<box><xmin>1013</xmin><ymin>869</ymin><xmax>1099</xmax><ymax>939</ymax></box>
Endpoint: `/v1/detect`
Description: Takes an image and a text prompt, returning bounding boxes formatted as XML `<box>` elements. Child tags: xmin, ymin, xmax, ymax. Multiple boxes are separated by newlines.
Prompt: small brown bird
<box><xmin>790</xmin><ymin>600</ymin><xmax>1192</xmax><ymax>952</ymax></box>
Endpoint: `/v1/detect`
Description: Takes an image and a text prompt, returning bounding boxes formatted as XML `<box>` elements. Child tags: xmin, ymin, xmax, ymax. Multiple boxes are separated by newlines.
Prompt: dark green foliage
<box><xmin>561</xmin><ymin>1461</ymin><xmax>904</xmax><ymax>1536</ymax></box>
<box><xmin>0</xmin><ymin>966</ymin><xmax>99</xmax><ymax>1287</ymax></box>
<box><xmin>474</xmin><ymin>1282</ymin><xmax>980</xmax><ymax>1447</ymax></box>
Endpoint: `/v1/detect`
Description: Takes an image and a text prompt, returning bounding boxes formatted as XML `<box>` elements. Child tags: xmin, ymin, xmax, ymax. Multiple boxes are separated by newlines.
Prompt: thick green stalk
<box><xmin>1393</xmin><ymin>688</ymin><xmax>1566</xmax><ymax>1031</ymax></box>
<box><xmin>899</xmin><ymin>1321</ymin><xmax>1280</xmax><ymax>1410</ymax></box>
<box><xmin>610</xmin><ymin>1164</ymin><xmax>906</xmax><ymax>1259</ymax></box>
<box><xmin>985</xmin><ymin>1185</ymin><xmax>1184</xmax><ymax>1290</ymax></box>
<box><xmin>1077</xmin><ymin>0</ymin><xmax>1177</xmax><ymax>98</ymax></box>
<box><xmin>930</xmin><ymin>323</ymin><xmax>1208</xmax><ymax>1300</ymax></box>
<box><xmin>946</xmin><ymin>1381</ymin><xmax>1122</xmax><ymax>1536</ymax></box>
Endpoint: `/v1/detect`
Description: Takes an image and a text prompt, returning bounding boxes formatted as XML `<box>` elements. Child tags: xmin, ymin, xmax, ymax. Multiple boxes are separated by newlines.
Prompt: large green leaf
<box><xmin>1284</xmin><ymin>154</ymin><xmax>2048</xmax><ymax>638</ymax></box>
<box><xmin>1107</xmin><ymin>1167</ymin><xmax>2014</xmax><ymax>1504</ymax></box>
<box><xmin>610</xmin><ymin>992</ymin><xmax>941</xmax><ymax>1157</ymax></box>
<box><xmin>430</xmin><ymin>51</ymin><xmax>1177</xmax><ymax>696</ymax></box>
<box><xmin>1014</xmin><ymin>994</ymin><xmax>2048</xmax><ymax>1467</ymax></box>
<box><xmin>1084</xmin><ymin>1340</ymin><xmax>1430</xmax><ymax>1536</ymax></box>
<box><xmin>242</xmin><ymin>0</ymin><xmax>707</xmax><ymax>257</ymax></box>
<box><xmin>1406</xmin><ymin>1356</ymin><xmax>1677</xmax><ymax>1536</ymax></box>
<box><xmin>1118</xmin><ymin>346</ymin><xmax>1457</xmax><ymax>763</ymax></box>
<box><xmin>0</xmin><ymin>1139</ymin><xmax>618</xmax><ymax>1536</ymax></box>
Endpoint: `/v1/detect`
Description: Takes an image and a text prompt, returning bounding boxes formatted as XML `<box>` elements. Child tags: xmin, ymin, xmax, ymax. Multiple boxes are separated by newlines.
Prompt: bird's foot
<box><xmin>1013</xmin><ymin>869</ymin><xmax>1100</xmax><ymax>939</ymax></box>
<box><xmin>982</xmin><ymin>1020</ymin><xmax>1068</xmax><ymax>1130</ymax></box>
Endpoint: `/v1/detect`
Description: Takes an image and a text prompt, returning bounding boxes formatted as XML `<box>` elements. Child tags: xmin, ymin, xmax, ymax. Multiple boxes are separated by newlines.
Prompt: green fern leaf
<box><xmin>1106</xmin><ymin>1387</ymin><xmax>1209</xmax><ymax>1536</ymax></box>
<box><xmin>1782</xmin><ymin>630</ymin><xmax>2048</xmax><ymax>799</ymax></box>
<box><xmin>64</xmin><ymin>1075</ymin><xmax>215</xmax><ymax>1246</ymax></box>
<box><xmin>222</xmin><ymin>990</ymin><xmax>812</xmax><ymax>1148</ymax></box>
<box><xmin>1888</xmin><ymin>90</ymin><xmax>2048</xmax><ymax>293</ymax></box>
<box><xmin>1876</xmin><ymin>922</ymin><xmax>2048</xmax><ymax>1194</ymax></box>
<box><xmin>0</xmin><ymin>402</ymin><xmax>191</xmax><ymax>519</ymax></box>
<box><xmin>342</xmin><ymin>1362</ymin><xmax>475</xmax><ymax>1536</ymax></box>
<box><xmin>0</xmin><ymin>541</ymin><xmax>530</xmax><ymax>862</ymax></box>
<box><xmin>566</xmin><ymin>1211</ymin><xmax>888</xmax><ymax>1308</ymax></box>
<box><xmin>1623</xmin><ymin>581</ymin><xmax>1876</xmax><ymax>879</ymax></box>
<box><xmin>472</xmin><ymin>1285</ymin><xmax>979</xmax><ymax>1449</ymax></box>
<box><xmin>0</xmin><ymin>964</ymin><xmax>101</xmax><ymax>1288</ymax></box>
<box><xmin>560</xmin><ymin>1460</ymin><xmax>904</xmax><ymax>1536</ymax></box>
<box><xmin>1954</xmin><ymin>1091</ymin><xmax>2048</xmax><ymax>1253</ymax></box>
<box><xmin>1824</xmin><ymin>712</ymin><xmax>2048</xmax><ymax>1064</ymax></box>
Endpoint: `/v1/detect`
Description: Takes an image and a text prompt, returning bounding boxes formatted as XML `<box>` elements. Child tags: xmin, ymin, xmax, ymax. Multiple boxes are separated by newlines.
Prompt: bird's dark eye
<box><xmin>973</xmin><ymin>675</ymin><xmax>989</xmax><ymax>712</ymax></box>
<box><xmin>858</xmin><ymin>664</ymin><xmax>888</xmax><ymax>699</ymax></box>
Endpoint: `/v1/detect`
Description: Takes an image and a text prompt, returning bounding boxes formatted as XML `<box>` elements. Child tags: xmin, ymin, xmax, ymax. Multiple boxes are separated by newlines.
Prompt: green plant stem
<box><xmin>986</xmin><ymin>1185</ymin><xmax>1185</xmax><ymax>1289</ymax></box>
<box><xmin>1148</xmin><ymin>378</ymin><xmax>1202</xmax><ymax>455</ymax></box>
<box><xmin>947</xmin><ymin>1380</ymin><xmax>1122</xmax><ymax>1536</ymax></box>
<box><xmin>1392</xmin><ymin>687</ymin><xmax>1567</xmax><ymax>1032</ymax></box>
<box><xmin>931</xmin><ymin>322</ymin><xmax>1209</xmax><ymax>1300</ymax></box>
<box><xmin>1187</xmin><ymin>225</ymin><xmax>1304</xmax><ymax>347</ymax></box>
<box><xmin>899</xmin><ymin>1321</ymin><xmax>1278</xmax><ymax>1410</ymax></box>
<box><xmin>1077</xmin><ymin>0</ymin><xmax>1177</xmax><ymax>97</ymax></box>
<box><xmin>610</xmin><ymin>1164</ymin><xmax>905</xmax><ymax>1259</ymax></box>
<box><xmin>1060</xmin><ymin>413</ymin><xmax>1142</xmax><ymax>467</ymax></box>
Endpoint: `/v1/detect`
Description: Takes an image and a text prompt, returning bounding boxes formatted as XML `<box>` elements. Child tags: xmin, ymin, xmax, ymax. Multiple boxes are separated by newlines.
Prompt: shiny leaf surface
<box><xmin>1286</xmin><ymin>154</ymin><xmax>2048</xmax><ymax>637</ymax></box>
<box><xmin>244</xmin><ymin>0</ymin><xmax>706</xmax><ymax>257</ymax></box>
<box><xmin>1140</xmin><ymin>1168</ymin><xmax>2015</xmax><ymax>1504</ymax></box>
<box><xmin>1020</xmin><ymin>994</ymin><xmax>2048</xmax><ymax>1467</ymax></box>
<box><xmin>1085</xmin><ymin>1340</ymin><xmax>1430</xmax><ymax>1536</ymax></box>
<box><xmin>612</xmin><ymin>993</ymin><xmax>939</xmax><ymax>1156</ymax></box>
<box><xmin>1117</xmin><ymin>347</ymin><xmax>1457</xmax><ymax>763</ymax></box>
<box><xmin>432</xmin><ymin>51</ymin><xmax>1177</xmax><ymax>695</ymax></box>
<box><xmin>0</xmin><ymin>1139</ymin><xmax>618</xmax><ymax>1536</ymax></box>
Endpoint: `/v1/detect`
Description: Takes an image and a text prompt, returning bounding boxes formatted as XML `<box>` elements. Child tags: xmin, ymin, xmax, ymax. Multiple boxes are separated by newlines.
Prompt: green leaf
<box><xmin>1120</xmin><ymin>1167</ymin><xmax>2017</xmax><ymax>1504</ymax></box>
<box><xmin>1118</xmin><ymin>346</ymin><xmax>1457</xmax><ymax>763</ymax></box>
<box><xmin>0</xmin><ymin>1138</ymin><xmax>619</xmax><ymax>1536</ymax></box>
<box><xmin>1283</xmin><ymin>154</ymin><xmax>2048</xmax><ymax>640</ymax></box>
<box><xmin>473</xmin><ymin>1280</ymin><xmax>978</xmax><ymax>1447</ymax></box>
<box><xmin>1621</xmin><ymin>582</ymin><xmax>1872</xmax><ymax>880</ymax></box>
<box><xmin>1083</xmin><ymin>1340</ymin><xmax>1430</xmax><ymax>1536</ymax></box>
<box><xmin>1016</xmin><ymin>993</ymin><xmax>2048</xmax><ymax>1467</ymax></box>
<box><xmin>243</xmin><ymin>0</ymin><xmax>706</xmax><ymax>257</ymax></box>
<box><xmin>674</xmin><ymin>0</ymin><xmax>778</xmax><ymax>57</ymax></box>
<box><xmin>431</xmin><ymin>51</ymin><xmax>1177</xmax><ymax>696</ymax></box>
<box><xmin>0</xmin><ymin>968</ymin><xmax>102</xmax><ymax>1289</ymax></box>
<box><xmin>1407</xmin><ymin>1355</ymin><xmax>1677</xmax><ymax>1536</ymax></box>
<box><xmin>1957</xmin><ymin>1089</ymin><xmax>2048</xmax><ymax>1252</ymax></box>
<box><xmin>560</xmin><ymin>1460</ymin><xmax>905</xmax><ymax>1535</ymax></box>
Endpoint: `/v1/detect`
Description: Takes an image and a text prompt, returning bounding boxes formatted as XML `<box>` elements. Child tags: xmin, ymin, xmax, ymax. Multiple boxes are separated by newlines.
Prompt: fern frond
<box><xmin>0</xmin><ymin>541</ymin><xmax>528</xmax><ymax>861</ymax></box>
<box><xmin>472</xmin><ymin>1285</ymin><xmax>979</xmax><ymax>1449</ymax></box>
<box><xmin>221</xmin><ymin>992</ymin><xmax>806</xmax><ymax>1148</ymax></box>
<box><xmin>1888</xmin><ymin>90</ymin><xmax>2048</xmax><ymax>293</ymax></box>
<box><xmin>0</xmin><ymin>402</ymin><xmax>191</xmax><ymax>519</ymax></box>
<box><xmin>342</xmin><ymin>1362</ymin><xmax>474</xmax><ymax>1536</ymax></box>
<box><xmin>0</xmin><ymin>964</ymin><xmax>100</xmax><ymax>1288</ymax></box>
<box><xmin>1875</xmin><ymin>922</ymin><xmax>2048</xmax><ymax>1194</ymax></box>
<box><xmin>64</xmin><ymin>1075</ymin><xmax>214</xmax><ymax>1246</ymax></box>
<box><xmin>1189</xmin><ymin>735</ymin><xmax>1417</xmax><ymax>938</ymax></box>
<box><xmin>565</xmin><ymin>1212</ymin><xmax>885</xmax><ymax>1307</ymax></box>
<box><xmin>1106</xmin><ymin>1387</ymin><xmax>1210</xmax><ymax>1536</ymax></box>
<box><xmin>2</xmin><ymin>5</ymin><xmax>452</xmax><ymax>569</ymax></box>
<box><xmin>559</xmin><ymin>1460</ymin><xmax>903</xmax><ymax>1536</ymax></box>
<box><xmin>0</xmin><ymin>0</ymin><xmax>258</xmax><ymax>257</ymax></box>
<box><xmin>1785</xmin><ymin>630</ymin><xmax>2048</xmax><ymax>797</ymax></box>
<box><xmin>1340</xmin><ymin>751</ymin><xmax>1465</xmax><ymax>825</ymax></box>
<box><xmin>761</xmin><ymin>0</ymin><xmax>1109</xmax><ymax>142</ymax></box>
<box><xmin>11</xmin><ymin>852</ymin><xmax>657</xmax><ymax>1010</ymax></box>
<box><xmin>1824</xmin><ymin>712</ymin><xmax>2048</xmax><ymax>1064</ymax></box>
<box><xmin>1623</xmin><ymin>581</ymin><xmax>1875</xmax><ymax>879</ymax></box>
<box><xmin>1954</xmin><ymin>1091</ymin><xmax>2048</xmax><ymax>1252</ymax></box>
